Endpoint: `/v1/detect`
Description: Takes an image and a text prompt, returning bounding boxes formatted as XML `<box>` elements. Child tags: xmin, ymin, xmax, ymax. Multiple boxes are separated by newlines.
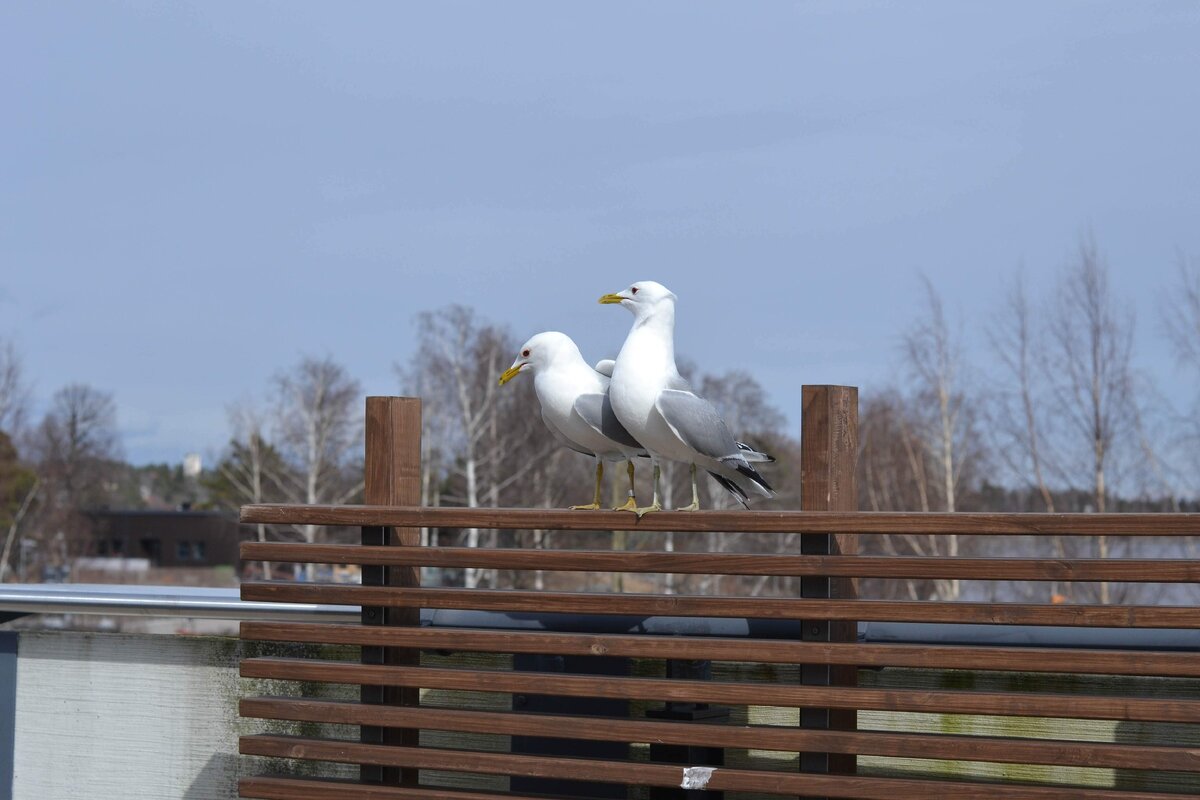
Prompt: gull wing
<box><xmin>654</xmin><ymin>389</ymin><xmax>742</xmax><ymax>461</ymax></box>
<box><xmin>573</xmin><ymin>393</ymin><xmax>644</xmax><ymax>451</ymax></box>
<box><xmin>593</xmin><ymin>359</ymin><xmax>616</xmax><ymax>378</ymax></box>
<box><xmin>542</xmin><ymin>408</ymin><xmax>594</xmax><ymax>457</ymax></box>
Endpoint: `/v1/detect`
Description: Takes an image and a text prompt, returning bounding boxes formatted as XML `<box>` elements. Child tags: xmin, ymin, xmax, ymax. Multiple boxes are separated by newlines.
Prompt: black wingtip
<box><xmin>707</xmin><ymin>471</ymin><xmax>751</xmax><ymax>508</ymax></box>
<box><xmin>734</xmin><ymin>462</ymin><xmax>774</xmax><ymax>495</ymax></box>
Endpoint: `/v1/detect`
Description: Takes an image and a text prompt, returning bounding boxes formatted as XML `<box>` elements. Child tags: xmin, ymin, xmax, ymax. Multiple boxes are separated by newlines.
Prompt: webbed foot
<box><xmin>634</xmin><ymin>501</ymin><xmax>663</xmax><ymax>518</ymax></box>
<box><xmin>612</xmin><ymin>497</ymin><xmax>639</xmax><ymax>513</ymax></box>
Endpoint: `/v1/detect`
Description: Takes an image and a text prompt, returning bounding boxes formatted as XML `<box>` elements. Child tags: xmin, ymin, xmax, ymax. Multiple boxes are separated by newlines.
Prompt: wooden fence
<box><xmin>235</xmin><ymin>391</ymin><xmax>1200</xmax><ymax>799</ymax></box>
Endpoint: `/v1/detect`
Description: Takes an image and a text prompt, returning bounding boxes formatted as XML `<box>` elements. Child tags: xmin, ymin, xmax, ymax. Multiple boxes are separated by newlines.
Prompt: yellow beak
<box><xmin>598</xmin><ymin>293</ymin><xmax>626</xmax><ymax>305</ymax></box>
<box><xmin>498</xmin><ymin>364</ymin><xmax>525</xmax><ymax>386</ymax></box>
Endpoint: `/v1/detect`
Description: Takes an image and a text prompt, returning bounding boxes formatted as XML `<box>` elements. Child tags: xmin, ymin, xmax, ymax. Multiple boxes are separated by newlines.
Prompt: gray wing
<box><xmin>542</xmin><ymin>408</ymin><xmax>594</xmax><ymax>457</ymax></box>
<box><xmin>593</xmin><ymin>359</ymin><xmax>616</xmax><ymax>378</ymax></box>
<box><xmin>655</xmin><ymin>389</ymin><xmax>742</xmax><ymax>461</ymax></box>
<box><xmin>573</xmin><ymin>393</ymin><xmax>644</xmax><ymax>450</ymax></box>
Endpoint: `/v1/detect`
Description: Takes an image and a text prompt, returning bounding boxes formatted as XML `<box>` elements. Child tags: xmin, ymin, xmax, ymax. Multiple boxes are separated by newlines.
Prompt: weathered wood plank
<box><xmin>240</xmin><ymin>622</ymin><xmax>1200</xmax><ymax>676</ymax></box>
<box><xmin>238</xmin><ymin>735</ymin><xmax>1194</xmax><ymax>799</ymax></box>
<box><xmin>240</xmin><ymin>583</ymin><xmax>1200</xmax><ymax>628</ymax></box>
<box><xmin>240</xmin><ymin>776</ymin><xmax>543</xmax><ymax>800</ymax></box>
<box><xmin>800</xmin><ymin>385</ymin><xmax>860</xmax><ymax>778</ymax></box>
<box><xmin>240</xmin><ymin>542</ymin><xmax>1200</xmax><ymax>581</ymax></box>
<box><xmin>239</xmin><ymin>659</ymin><xmax>1200</xmax><ymax>723</ymax></box>
<box><xmin>359</xmin><ymin>396</ymin><xmax>422</xmax><ymax>786</ymax></box>
<box><xmin>238</xmin><ymin>504</ymin><xmax>1200</xmax><ymax>536</ymax></box>
<box><xmin>240</xmin><ymin>697</ymin><xmax>1200</xmax><ymax>771</ymax></box>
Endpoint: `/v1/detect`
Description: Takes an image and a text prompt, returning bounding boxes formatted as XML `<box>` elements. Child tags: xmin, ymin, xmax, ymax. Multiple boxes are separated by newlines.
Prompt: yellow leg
<box><xmin>612</xmin><ymin>460</ymin><xmax>638</xmax><ymax>512</ymax></box>
<box><xmin>571</xmin><ymin>460</ymin><xmax>603</xmax><ymax>510</ymax></box>
<box><xmin>678</xmin><ymin>463</ymin><xmax>701</xmax><ymax>512</ymax></box>
<box><xmin>635</xmin><ymin>463</ymin><xmax>663</xmax><ymax>517</ymax></box>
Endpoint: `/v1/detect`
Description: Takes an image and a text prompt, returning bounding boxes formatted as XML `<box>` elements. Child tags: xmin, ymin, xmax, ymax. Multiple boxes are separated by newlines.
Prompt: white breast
<box><xmin>610</xmin><ymin>327</ymin><xmax>691</xmax><ymax>460</ymax></box>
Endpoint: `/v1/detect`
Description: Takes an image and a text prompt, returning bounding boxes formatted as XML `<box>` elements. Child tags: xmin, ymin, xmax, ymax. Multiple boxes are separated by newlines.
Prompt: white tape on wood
<box><xmin>680</xmin><ymin>766</ymin><xmax>716</xmax><ymax>789</ymax></box>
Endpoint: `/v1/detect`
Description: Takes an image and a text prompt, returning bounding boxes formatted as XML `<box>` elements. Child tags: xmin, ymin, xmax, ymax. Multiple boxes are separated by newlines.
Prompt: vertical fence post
<box><xmin>361</xmin><ymin>396</ymin><xmax>422</xmax><ymax>785</ymax></box>
<box><xmin>799</xmin><ymin>385</ymin><xmax>858</xmax><ymax>789</ymax></box>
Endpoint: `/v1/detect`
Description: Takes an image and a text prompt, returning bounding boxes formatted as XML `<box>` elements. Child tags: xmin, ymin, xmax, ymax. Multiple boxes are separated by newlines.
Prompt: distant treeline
<box><xmin>1</xmin><ymin>235</ymin><xmax>1198</xmax><ymax>599</ymax></box>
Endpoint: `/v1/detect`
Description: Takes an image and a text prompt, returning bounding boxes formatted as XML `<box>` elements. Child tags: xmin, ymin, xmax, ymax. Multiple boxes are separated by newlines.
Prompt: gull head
<box><xmin>598</xmin><ymin>281</ymin><xmax>676</xmax><ymax>317</ymax></box>
<box><xmin>498</xmin><ymin>331</ymin><xmax>580</xmax><ymax>385</ymax></box>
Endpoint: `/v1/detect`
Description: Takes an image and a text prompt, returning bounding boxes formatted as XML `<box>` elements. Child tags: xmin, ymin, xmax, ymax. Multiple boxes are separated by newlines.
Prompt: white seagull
<box><xmin>599</xmin><ymin>280</ymin><xmax>775</xmax><ymax>515</ymax></box>
<box><xmin>499</xmin><ymin>331</ymin><xmax>645</xmax><ymax>511</ymax></box>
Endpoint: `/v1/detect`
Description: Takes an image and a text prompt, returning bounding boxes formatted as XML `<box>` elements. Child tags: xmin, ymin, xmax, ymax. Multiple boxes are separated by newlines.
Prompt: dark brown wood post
<box><xmin>799</xmin><ymin>385</ymin><xmax>858</xmax><ymax>787</ymax></box>
<box><xmin>361</xmin><ymin>396</ymin><xmax>422</xmax><ymax>785</ymax></box>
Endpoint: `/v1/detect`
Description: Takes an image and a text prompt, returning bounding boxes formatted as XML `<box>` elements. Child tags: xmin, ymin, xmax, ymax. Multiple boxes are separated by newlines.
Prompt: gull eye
<box><xmin>522</xmin><ymin>349</ymin><xmax>530</xmax><ymax>358</ymax></box>
<box><xmin>630</xmin><ymin>286</ymin><xmax>638</xmax><ymax>295</ymax></box>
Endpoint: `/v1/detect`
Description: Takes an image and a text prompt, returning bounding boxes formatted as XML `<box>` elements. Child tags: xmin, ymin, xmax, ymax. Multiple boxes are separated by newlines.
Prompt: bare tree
<box><xmin>989</xmin><ymin>273</ymin><xmax>1058</xmax><ymax>511</ymax></box>
<box><xmin>898</xmin><ymin>277</ymin><xmax>985</xmax><ymax>599</ymax></box>
<box><xmin>206</xmin><ymin>402</ymin><xmax>289</xmax><ymax>578</ymax></box>
<box><xmin>1159</xmin><ymin>252</ymin><xmax>1200</xmax><ymax>499</ymax></box>
<box><xmin>0</xmin><ymin>340</ymin><xmax>29</xmax><ymax>437</ymax></box>
<box><xmin>1162</xmin><ymin>252</ymin><xmax>1200</xmax><ymax>375</ymax></box>
<box><xmin>401</xmin><ymin>306</ymin><xmax>549</xmax><ymax>588</ymax></box>
<box><xmin>857</xmin><ymin>390</ymin><xmax>946</xmax><ymax>600</ymax></box>
<box><xmin>860</xmin><ymin>392</ymin><xmax>923</xmax><ymax>515</ymax></box>
<box><xmin>1045</xmin><ymin>235</ymin><xmax>1136</xmax><ymax>603</ymax></box>
<box><xmin>0</xmin><ymin>430</ymin><xmax>37</xmax><ymax>581</ymax></box>
<box><xmin>0</xmin><ymin>341</ymin><xmax>35</xmax><ymax>580</ymax></box>
<box><xmin>987</xmin><ymin>273</ymin><xmax>1075</xmax><ymax>599</ymax></box>
<box><xmin>271</xmin><ymin>356</ymin><xmax>363</xmax><ymax>579</ymax></box>
<box><xmin>29</xmin><ymin>384</ymin><xmax>122</xmax><ymax>572</ymax></box>
<box><xmin>35</xmin><ymin>384</ymin><xmax>121</xmax><ymax>504</ymax></box>
<box><xmin>904</xmin><ymin>276</ymin><xmax>970</xmax><ymax>513</ymax></box>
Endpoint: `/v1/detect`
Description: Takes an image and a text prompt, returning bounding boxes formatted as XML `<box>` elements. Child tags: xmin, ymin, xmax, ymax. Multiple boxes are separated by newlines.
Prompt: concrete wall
<box><xmin>13</xmin><ymin>632</ymin><xmax>249</xmax><ymax>800</ymax></box>
<box><xmin>11</xmin><ymin>632</ymin><xmax>356</xmax><ymax>800</ymax></box>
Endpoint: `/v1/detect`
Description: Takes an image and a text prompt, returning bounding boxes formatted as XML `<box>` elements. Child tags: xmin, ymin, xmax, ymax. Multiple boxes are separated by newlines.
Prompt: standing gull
<box><xmin>499</xmin><ymin>331</ymin><xmax>644</xmax><ymax>511</ymax></box>
<box><xmin>600</xmin><ymin>281</ymin><xmax>775</xmax><ymax>515</ymax></box>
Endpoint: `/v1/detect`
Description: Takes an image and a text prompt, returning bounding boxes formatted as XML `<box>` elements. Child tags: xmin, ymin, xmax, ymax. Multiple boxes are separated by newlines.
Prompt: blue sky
<box><xmin>2</xmin><ymin>1</ymin><xmax>1199</xmax><ymax>464</ymax></box>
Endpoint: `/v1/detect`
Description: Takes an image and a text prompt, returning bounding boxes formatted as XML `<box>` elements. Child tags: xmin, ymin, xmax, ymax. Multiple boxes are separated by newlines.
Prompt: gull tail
<box><xmin>709</xmin><ymin>456</ymin><xmax>775</xmax><ymax>507</ymax></box>
<box><xmin>707</xmin><ymin>471</ymin><xmax>751</xmax><ymax>508</ymax></box>
<box><xmin>732</xmin><ymin>460</ymin><xmax>774</xmax><ymax>497</ymax></box>
<box><xmin>736</xmin><ymin>441</ymin><xmax>775</xmax><ymax>463</ymax></box>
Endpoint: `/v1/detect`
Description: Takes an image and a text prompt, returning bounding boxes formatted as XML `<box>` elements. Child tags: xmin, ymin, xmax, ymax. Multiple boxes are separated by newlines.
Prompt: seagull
<box><xmin>600</xmin><ymin>358</ymin><xmax>775</xmax><ymax>466</ymax></box>
<box><xmin>499</xmin><ymin>331</ymin><xmax>645</xmax><ymax>511</ymax></box>
<box><xmin>599</xmin><ymin>280</ymin><xmax>775</xmax><ymax>515</ymax></box>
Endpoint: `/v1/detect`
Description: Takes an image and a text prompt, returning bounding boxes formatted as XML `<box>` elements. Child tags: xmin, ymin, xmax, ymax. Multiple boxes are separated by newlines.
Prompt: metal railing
<box><xmin>0</xmin><ymin>583</ymin><xmax>357</xmax><ymax>622</ymax></box>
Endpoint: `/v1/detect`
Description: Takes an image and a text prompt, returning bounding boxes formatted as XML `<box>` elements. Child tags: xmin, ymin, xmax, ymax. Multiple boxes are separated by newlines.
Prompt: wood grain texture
<box><xmin>800</xmin><ymin>385</ymin><xmax>860</xmax><ymax>776</ymax></box>
<box><xmin>239</xmin><ymin>736</ymin><xmax>1194</xmax><ymax>799</ymax></box>
<box><xmin>363</xmin><ymin>396</ymin><xmax>422</xmax><ymax>573</ymax></box>
<box><xmin>240</xmin><ymin>777</ymin><xmax>546</xmax><ymax>800</ymax></box>
<box><xmin>239</xmin><ymin>659</ymin><xmax>1200</xmax><ymax>723</ymax></box>
<box><xmin>801</xmin><ymin>385</ymin><xmax>859</xmax><ymax>517</ymax></box>
<box><xmin>360</xmin><ymin>396</ymin><xmax>422</xmax><ymax>785</ymax></box>
<box><xmin>240</xmin><ymin>622</ymin><xmax>1200</xmax><ymax>676</ymax></box>
<box><xmin>239</xmin><ymin>504</ymin><xmax>1200</xmax><ymax>535</ymax></box>
<box><xmin>240</xmin><ymin>697</ymin><xmax>1200</xmax><ymax>771</ymax></box>
<box><xmin>239</xmin><ymin>543</ymin><xmax>1200</xmax><ymax>581</ymax></box>
<box><xmin>239</xmin><ymin>583</ymin><xmax>1200</xmax><ymax>628</ymax></box>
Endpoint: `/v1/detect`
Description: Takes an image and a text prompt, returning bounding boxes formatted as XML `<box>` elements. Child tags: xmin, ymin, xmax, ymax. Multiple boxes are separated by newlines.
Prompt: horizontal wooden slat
<box><xmin>239</xmin><ymin>543</ymin><xmax>1200</xmax><ymax>582</ymax></box>
<box><xmin>240</xmin><ymin>659</ymin><xmax>1200</xmax><ymax>723</ymax></box>
<box><xmin>241</xmin><ymin>696</ymin><xmax>1200</xmax><ymax>771</ymax></box>
<box><xmin>240</xmin><ymin>622</ymin><xmax>1200</xmax><ymax>676</ymax></box>
<box><xmin>239</xmin><ymin>504</ymin><xmax>1200</xmax><ymax>536</ymax></box>
<box><xmin>240</xmin><ymin>777</ymin><xmax>543</xmax><ymax>800</ymax></box>
<box><xmin>239</xmin><ymin>735</ymin><xmax>1193</xmax><ymax>799</ymax></box>
<box><xmin>240</xmin><ymin>582</ymin><xmax>1200</xmax><ymax>628</ymax></box>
